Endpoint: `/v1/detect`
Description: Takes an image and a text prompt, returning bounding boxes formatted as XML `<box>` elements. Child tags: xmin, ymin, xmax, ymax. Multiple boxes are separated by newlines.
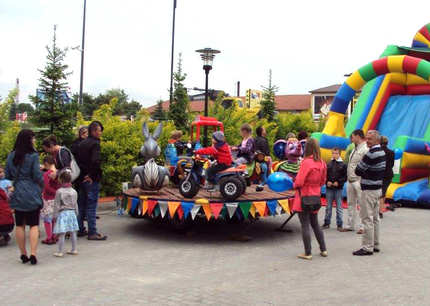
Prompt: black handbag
<box><xmin>299</xmin><ymin>189</ymin><xmax>321</xmax><ymax>211</ymax></box>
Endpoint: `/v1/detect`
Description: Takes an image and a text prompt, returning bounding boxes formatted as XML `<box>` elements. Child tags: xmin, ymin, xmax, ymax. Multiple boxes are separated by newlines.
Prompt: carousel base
<box><xmin>121</xmin><ymin>186</ymin><xmax>294</xmax><ymax>222</ymax></box>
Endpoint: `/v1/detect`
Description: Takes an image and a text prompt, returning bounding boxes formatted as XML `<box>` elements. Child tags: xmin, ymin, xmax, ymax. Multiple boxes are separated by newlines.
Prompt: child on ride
<box><xmin>194</xmin><ymin>131</ymin><xmax>233</xmax><ymax>191</ymax></box>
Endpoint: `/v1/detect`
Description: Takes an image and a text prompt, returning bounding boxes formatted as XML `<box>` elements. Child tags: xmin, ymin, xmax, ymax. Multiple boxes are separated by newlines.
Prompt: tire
<box><xmin>179</xmin><ymin>178</ymin><xmax>200</xmax><ymax>198</ymax></box>
<box><xmin>219</xmin><ymin>177</ymin><xmax>244</xmax><ymax>201</ymax></box>
<box><xmin>238</xmin><ymin>176</ymin><xmax>247</xmax><ymax>193</ymax></box>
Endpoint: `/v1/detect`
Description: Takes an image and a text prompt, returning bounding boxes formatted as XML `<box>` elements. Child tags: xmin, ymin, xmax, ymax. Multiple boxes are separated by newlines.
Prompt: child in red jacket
<box><xmin>195</xmin><ymin>131</ymin><xmax>232</xmax><ymax>190</ymax></box>
<box><xmin>0</xmin><ymin>188</ymin><xmax>14</xmax><ymax>246</ymax></box>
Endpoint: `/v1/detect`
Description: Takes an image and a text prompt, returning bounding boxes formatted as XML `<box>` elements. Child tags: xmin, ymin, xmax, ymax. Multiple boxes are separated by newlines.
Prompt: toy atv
<box><xmin>179</xmin><ymin>155</ymin><xmax>248</xmax><ymax>201</ymax></box>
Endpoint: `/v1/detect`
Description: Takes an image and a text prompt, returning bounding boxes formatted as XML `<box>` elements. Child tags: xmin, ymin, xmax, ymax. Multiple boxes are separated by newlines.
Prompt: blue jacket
<box><xmin>5</xmin><ymin>152</ymin><xmax>44</xmax><ymax>212</ymax></box>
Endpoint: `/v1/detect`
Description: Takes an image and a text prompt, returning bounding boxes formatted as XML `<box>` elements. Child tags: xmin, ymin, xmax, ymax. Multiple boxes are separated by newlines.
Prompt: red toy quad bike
<box><xmin>179</xmin><ymin>155</ymin><xmax>248</xmax><ymax>201</ymax></box>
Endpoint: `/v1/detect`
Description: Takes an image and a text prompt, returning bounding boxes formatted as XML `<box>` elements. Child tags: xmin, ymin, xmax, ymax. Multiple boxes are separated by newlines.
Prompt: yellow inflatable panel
<box><xmin>401</xmin><ymin>152</ymin><xmax>430</xmax><ymax>168</ymax></box>
<box><xmin>414</xmin><ymin>32</ymin><xmax>430</xmax><ymax>46</ymax></box>
<box><xmin>387</xmin><ymin>55</ymin><xmax>405</xmax><ymax>73</ymax></box>
<box><xmin>406</xmin><ymin>73</ymin><xmax>429</xmax><ymax>85</ymax></box>
<box><xmin>385</xmin><ymin>182</ymin><xmax>402</xmax><ymax>199</ymax></box>
<box><xmin>322</xmin><ymin>112</ymin><xmax>346</xmax><ymax>137</ymax></box>
<box><xmin>362</xmin><ymin>75</ymin><xmax>390</xmax><ymax>132</ymax></box>
<box><xmin>389</xmin><ymin>72</ymin><xmax>407</xmax><ymax>85</ymax></box>
<box><xmin>320</xmin><ymin>148</ymin><xmax>346</xmax><ymax>163</ymax></box>
<box><xmin>345</xmin><ymin>70</ymin><xmax>366</xmax><ymax>91</ymax></box>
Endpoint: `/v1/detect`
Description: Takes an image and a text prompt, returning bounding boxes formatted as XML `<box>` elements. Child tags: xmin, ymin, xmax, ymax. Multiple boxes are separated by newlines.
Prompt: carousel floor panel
<box><xmin>123</xmin><ymin>186</ymin><xmax>294</xmax><ymax>202</ymax></box>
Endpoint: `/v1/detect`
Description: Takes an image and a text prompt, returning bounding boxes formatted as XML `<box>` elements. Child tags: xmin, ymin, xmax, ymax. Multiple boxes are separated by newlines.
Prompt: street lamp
<box><xmin>78</xmin><ymin>0</ymin><xmax>87</xmax><ymax>105</ymax></box>
<box><xmin>195</xmin><ymin>47</ymin><xmax>220</xmax><ymax>146</ymax></box>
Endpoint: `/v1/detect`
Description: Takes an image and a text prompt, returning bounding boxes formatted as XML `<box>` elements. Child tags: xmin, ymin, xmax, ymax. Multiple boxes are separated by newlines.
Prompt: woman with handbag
<box><xmin>5</xmin><ymin>129</ymin><xmax>44</xmax><ymax>265</ymax></box>
<box><xmin>292</xmin><ymin>138</ymin><xmax>328</xmax><ymax>260</ymax></box>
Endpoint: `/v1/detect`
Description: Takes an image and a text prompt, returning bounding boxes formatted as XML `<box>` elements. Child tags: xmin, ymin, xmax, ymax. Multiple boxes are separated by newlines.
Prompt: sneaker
<box><xmin>337</xmin><ymin>227</ymin><xmax>348</xmax><ymax>232</ymax></box>
<box><xmin>256</xmin><ymin>185</ymin><xmax>264</xmax><ymax>192</ymax></box>
<box><xmin>373</xmin><ymin>247</ymin><xmax>380</xmax><ymax>253</ymax></box>
<box><xmin>343</xmin><ymin>228</ymin><xmax>354</xmax><ymax>232</ymax></box>
<box><xmin>53</xmin><ymin>252</ymin><xmax>64</xmax><ymax>257</ymax></box>
<box><xmin>297</xmin><ymin>254</ymin><xmax>312</xmax><ymax>260</ymax></box>
<box><xmin>321</xmin><ymin>224</ymin><xmax>330</xmax><ymax>229</ymax></box>
<box><xmin>320</xmin><ymin>251</ymin><xmax>328</xmax><ymax>257</ymax></box>
<box><xmin>352</xmin><ymin>248</ymin><xmax>373</xmax><ymax>256</ymax></box>
<box><xmin>77</xmin><ymin>230</ymin><xmax>88</xmax><ymax>237</ymax></box>
<box><xmin>67</xmin><ymin>250</ymin><xmax>79</xmax><ymax>255</ymax></box>
<box><xmin>356</xmin><ymin>229</ymin><xmax>364</xmax><ymax>235</ymax></box>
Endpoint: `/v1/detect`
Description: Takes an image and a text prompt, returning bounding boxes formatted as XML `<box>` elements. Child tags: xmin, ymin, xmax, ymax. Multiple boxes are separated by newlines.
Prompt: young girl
<box><xmin>232</xmin><ymin>124</ymin><xmax>255</xmax><ymax>165</ymax></box>
<box><xmin>41</xmin><ymin>156</ymin><xmax>60</xmax><ymax>244</ymax></box>
<box><xmin>53</xmin><ymin>170</ymin><xmax>79</xmax><ymax>257</ymax></box>
<box><xmin>0</xmin><ymin>188</ymin><xmax>14</xmax><ymax>246</ymax></box>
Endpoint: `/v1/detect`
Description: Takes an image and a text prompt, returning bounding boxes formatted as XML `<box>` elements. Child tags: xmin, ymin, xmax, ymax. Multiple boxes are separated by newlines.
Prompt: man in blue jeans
<box><xmin>76</xmin><ymin>121</ymin><xmax>107</xmax><ymax>240</ymax></box>
<box><xmin>322</xmin><ymin>147</ymin><xmax>347</xmax><ymax>231</ymax></box>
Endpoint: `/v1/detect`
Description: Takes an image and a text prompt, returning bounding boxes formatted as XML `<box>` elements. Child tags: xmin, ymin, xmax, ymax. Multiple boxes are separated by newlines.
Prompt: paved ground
<box><xmin>1</xmin><ymin>204</ymin><xmax>429</xmax><ymax>306</ymax></box>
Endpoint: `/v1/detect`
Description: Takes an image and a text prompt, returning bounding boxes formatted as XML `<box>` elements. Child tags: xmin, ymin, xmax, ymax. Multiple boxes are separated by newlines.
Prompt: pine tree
<box><xmin>168</xmin><ymin>53</ymin><xmax>189</xmax><ymax>131</ymax></box>
<box><xmin>30</xmin><ymin>25</ymin><xmax>76</xmax><ymax>144</ymax></box>
<box><xmin>260</xmin><ymin>69</ymin><xmax>278</xmax><ymax>121</ymax></box>
<box><xmin>152</xmin><ymin>99</ymin><xmax>166</xmax><ymax>120</ymax></box>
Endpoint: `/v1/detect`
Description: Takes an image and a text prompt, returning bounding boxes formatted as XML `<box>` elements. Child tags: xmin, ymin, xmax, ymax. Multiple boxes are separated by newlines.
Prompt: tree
<box><xmin>30</xmin><ymin>26</ymin><xmax>76</xmax><ymax>144</ymax></box>
<box><xmin>9</xmin><ymin>103</ymin><xmax>35</xmax><ymax>120</ymax></box>
<box><xmin>260</xmin><ymin>69</ymin><xmax>278</xmax><ymax>121</ymax></box>
<box><xmin>0</xmin><ymin>88</ymin><xmax>18</xmax><ymax>131</ymax></box>
<box><xmin>73</xmin><ymin>92</ymin><xmax>98</xmax><ymax>120</ymax></box>
<box><xmin>152</xmin><ymin>100</ymin><xmax>167</xmax><ymax>121</ymax></box>
<box><xmin>168</xmin><ymin>53</ymin><xmax>189</xmax><ymax>132</ymax></box>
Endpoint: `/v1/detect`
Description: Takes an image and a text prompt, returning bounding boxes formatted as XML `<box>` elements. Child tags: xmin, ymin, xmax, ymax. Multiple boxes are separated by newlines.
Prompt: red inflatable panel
<box><xmin>400</xmin><ymin>168</ymin><xmax>430</xmax><ymax>183</ymax></box>
<box><xmin>372</xmin><ymin>58</ymin><xmax>389</xmax><ymax>75</ymax></box>
<box><xmin>403</xmin><ymin>56</ymin><xmax>421</xmax><ymax>74</ymax></box>
<box><xmin>405</xmin><ymin>85</ymin><xmax>430</xmax><ymax>95</ymax></box>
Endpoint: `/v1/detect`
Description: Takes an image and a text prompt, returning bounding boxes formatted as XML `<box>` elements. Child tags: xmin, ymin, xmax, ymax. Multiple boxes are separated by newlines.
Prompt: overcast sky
<box><xmin>0</xmin><ymin>0</ymin><xmax>428</xmax><ymax>107</ymax></box>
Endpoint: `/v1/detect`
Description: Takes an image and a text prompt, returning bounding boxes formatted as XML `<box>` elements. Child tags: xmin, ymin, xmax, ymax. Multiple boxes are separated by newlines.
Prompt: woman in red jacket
<box><xmin>293</xmin><ymin>138</ymin><xmax>327</xmax><ymax>260</ymax></box>
<box><xmin>195</xmin><ymin>131</ymin><xmax>232</xmax><ymax>191</ymax></box>
<box><xmin>0</xmin><ymin>188</ymin><xmax>14</xmax><ymax>246</ymax></box>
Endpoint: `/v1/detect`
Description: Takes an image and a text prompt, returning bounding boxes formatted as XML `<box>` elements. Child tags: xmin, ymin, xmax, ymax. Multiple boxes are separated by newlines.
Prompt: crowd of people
<box><xmin>0</xmin><ymin>121</ymin><xmax>395</xmax><ymax>263</ymax></box>
<box><xmin>0</xmin><ymin>121</ymin><xmax>106</xmax><ymax>265</ymax></box>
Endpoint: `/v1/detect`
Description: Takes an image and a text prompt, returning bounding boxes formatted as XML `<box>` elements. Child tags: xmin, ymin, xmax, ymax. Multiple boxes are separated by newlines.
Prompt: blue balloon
<box><xmin>394</xmin><ymin>148</ymin><xmax>403</xmax><ymax>160</ymax></box>
<box><xmin>273</xmin><ymin>140</ymin><xmax>287</xmax><ymax>159</ymax></box>
<box><xmin>267</xmin><ymin>172</ymin><xmax>294</xmax><ymax>192</ymax></box>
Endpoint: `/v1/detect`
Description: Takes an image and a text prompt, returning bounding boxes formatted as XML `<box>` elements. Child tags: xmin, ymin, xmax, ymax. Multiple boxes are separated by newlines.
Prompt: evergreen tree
<box><xmin>168</xmin><ymin>53</ymin><xmax>189</xmax><ymax>131</ymax></box>
<box><xmin>152</xmin><ymin>99</ymin><xmax>166</xmax><ymax>120</ymax></box>
<box><xmin>30</xmin><ymin>26</ymin><xmax>76</xmax><ymax>144</ymax></box>
<box><xmin>260</xmin><ymin>69</ymin><xmax>278</xmax><ymax>121</ymax></box>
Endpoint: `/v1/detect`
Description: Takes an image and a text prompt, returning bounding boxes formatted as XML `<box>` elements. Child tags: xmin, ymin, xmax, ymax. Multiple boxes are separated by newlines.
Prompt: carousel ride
<box><xmin>122</xmin><ymin>116</ymin><xmax>294</xmax><ymax>223</ymax></box>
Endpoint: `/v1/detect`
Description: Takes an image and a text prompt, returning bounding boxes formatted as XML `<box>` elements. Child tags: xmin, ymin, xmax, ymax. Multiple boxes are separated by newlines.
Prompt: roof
<box><xmin>309</xmin><ymin>84</ymin><xmax>341</xmax><ymax>94</ymax></box>
<box><xmin>147</xmin><ymin>94</ymin><xmax>311</xmax><ymax>113</ymax></box>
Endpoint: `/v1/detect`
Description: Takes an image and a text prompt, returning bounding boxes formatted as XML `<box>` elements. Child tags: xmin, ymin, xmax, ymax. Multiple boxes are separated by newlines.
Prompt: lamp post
<box><xmin>169</xmin><ymin>0</ymin><xmax>177</xmax><ymax>108</ymax></box>
<box><xmin>195</xmin><ymin>48</ymin><xmax>220</xmax><ymax>146</ymax></box>
<box><xmin>78</xmin><ymin>0</ymin><xmax>87</xmax><ymax>105</ymax></box>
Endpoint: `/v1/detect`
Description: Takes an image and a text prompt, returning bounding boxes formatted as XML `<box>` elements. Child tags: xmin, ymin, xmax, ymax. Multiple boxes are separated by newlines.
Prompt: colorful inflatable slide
<box><xmin>313</xmin><ymin>23</ymin><xmax>430</xmax><ymax>205</ymax></box>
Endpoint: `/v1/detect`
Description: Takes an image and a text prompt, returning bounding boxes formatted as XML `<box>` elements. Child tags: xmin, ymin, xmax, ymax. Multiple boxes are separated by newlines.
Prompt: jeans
<box><xmin>298</xmin><ymin>211</ymin><xmax>326</xmax><ymax>255</ymax></box>
<box><xmin>324</xmin><ymin>188</ymin><xmax>343</xmax><ymax>227</ymax></box>
<box><xmin>78</xmin><ymin>181</ymin><xmax>100</xmax><ymax>235</ymax></box>
<box><xmin>259</xmin><ymin>162</ymin><xmax>268</xmax><ymax>186</ymax></box>
<box><xmin>206</xmin><ymin>164</ymin><xmax>230</xmax><ymax>184</ymax></box>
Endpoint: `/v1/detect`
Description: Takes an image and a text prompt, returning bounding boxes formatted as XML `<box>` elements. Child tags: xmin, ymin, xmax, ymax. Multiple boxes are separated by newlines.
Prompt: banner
<box><xmin>278</xmin><ymin>199</ymin><xmax>291</xmax><ymax>215</ymax></box>
<box><xmin>210</xmin><ymin>203</ymin><xmax>224</xmax><ymax>219</ymax></box>
<box><xmin>249</xmin><ymin>204</ymin><xmax>256</xmax><ymax>218</ymax></box>
<box><xmin>131</xmin><ymin>198</ymin><xmax>140</xmax><ymax>214</ymax></box>
<box><xmin>267</xmin><ymin>200</ymin><xmax>277</xmax><ymax>216</ymax></box>
<box><xmin>202</xmin><ymin>203</ymin><xmax>212</xmax><ymax>221</ymax></box>
<box><xmin>168</xmin><ymin>201</ymin><xmax>180</xmax><ymax>218</ymax></box>
<box><xmin>142</xmin><ymin>200</ymin><xmax>148</xmax><ymax>216</ymax></box>
<box><xmin>147</xmin><ymin>200</ymin><xmax>158</xmax><ymax>216</ymax></box>
<box><xmin>181</xmin><ymin>202</ymin><xmax>194</xmax><ymax>219</ymax></box>
<box><xmin>190</xmin><ymin>204</ymin><xmax>201</xmax><ymax>220</ymax></box>
<box><xmin>158</xmin><ymin>201</ymin><xmax>168</xmax><ymax>218</ymax></box>
<box><xmin>253</xmin><ymin>201</ymin><xmax>266</xmax><ymax>216</ymax></box>
<box><xmin>226</xmin><ymin>203</ymin><xmax>238</xmax><ymax>218</ymax></box>
<box><xmin>239</xmin><ymin>202</ymin><xmax>252</xmax><ymax>219</ymax></box>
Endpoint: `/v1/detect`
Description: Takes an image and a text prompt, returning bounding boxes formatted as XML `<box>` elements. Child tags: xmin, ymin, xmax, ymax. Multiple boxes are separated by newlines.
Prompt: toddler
<box><xmin>53</xmin><ymin>170</ymin><xmax>79</xmax><ymax>257</ymax></box>
<box><xmin>41</xmin><ymin>156</ymin><xmax>60</xmax><ymax>244</ymax></box>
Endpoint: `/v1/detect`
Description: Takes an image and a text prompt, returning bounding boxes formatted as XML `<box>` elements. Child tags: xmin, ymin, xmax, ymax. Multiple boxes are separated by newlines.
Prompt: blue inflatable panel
<box><xmin>404</xmin><ymin>137</ymin><xmax>430</xmax><ymax>155</ymax></box>
<box><xmin>417</xmin><ymin>189</ymin><xmax>430</xmax><ymax>207</ymax></box>
<box><xmin>330</xmin><ymin>96</ymin><xmax>349</xmax><ymax>114</ymax></box>
<box><xmin>336</xmin><ymin>83</ymin><xmax>356</xmax><ymax>103</ymax></box>
<box><xmin>357</xmin><ymin>75</ymin><xmax>384</xmax><ymax>129</ymax></box>
<box><xmin>321</xmin><ymin>183</ymin><xmax>347</xmax><ymax>198</ymax></box>
<box><xmin>392</xmin><ymin>178</ymin><xmax>428</xmax><ymax>202</ymax></box>
<box><xmin>377</xmin><ymin>95</ymin><xmax>430</xmax><ymax>149</ymax></box>
<box><xmin>319</xmin><ymin>134</ymin><xmax>350</xmax><ymax>150</ymax></box>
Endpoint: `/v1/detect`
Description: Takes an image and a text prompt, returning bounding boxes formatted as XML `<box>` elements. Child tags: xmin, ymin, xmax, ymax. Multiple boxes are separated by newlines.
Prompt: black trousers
<box><xmin>206</xmin><ymin>164</ymin><xmax>230</xmax><ymax>184</ymax></box>
<box><xmin>298</xmin><ymin>210</ymin><xmax>326</xmax><ymax>255</ymax></box>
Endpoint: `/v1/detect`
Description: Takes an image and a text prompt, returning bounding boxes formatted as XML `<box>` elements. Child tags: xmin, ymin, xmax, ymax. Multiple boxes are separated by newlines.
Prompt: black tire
<box><xmin>179</xmin><ymin>178</ymin><xmax>200</xmax><ymax>198</ymax></box>
<box><xmin>238</xmin><ymin>176</ymin><xmax>247</xmax><ymax>193</ymax></box>
<box><xmin>219</xmin><ymin>176</ymin><xmax>244</xmax><ymax>201</ymax></box>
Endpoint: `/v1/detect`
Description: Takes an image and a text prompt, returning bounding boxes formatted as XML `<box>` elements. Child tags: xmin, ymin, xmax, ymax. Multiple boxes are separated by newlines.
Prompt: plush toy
<box><xmin>131</xmin><ymin>122</ymin><xmax>169</xmax><ymax>190</ymax></box>
<box><xmin>272</xmin><ymin>137</ymin><xmax>302</xmax><ymax>180</ymax></box>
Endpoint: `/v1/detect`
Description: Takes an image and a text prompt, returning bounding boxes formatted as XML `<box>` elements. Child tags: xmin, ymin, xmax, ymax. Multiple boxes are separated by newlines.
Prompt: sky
<box><xmin>0</xmin><ymin>0</ymin><xmax>429</xmax><ymax>108</ymax></box>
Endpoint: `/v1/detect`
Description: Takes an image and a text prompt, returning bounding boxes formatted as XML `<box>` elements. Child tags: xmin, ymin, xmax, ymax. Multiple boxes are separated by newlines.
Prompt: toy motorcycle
<box><xmin>178</xmin><ymin>155</ymin><xmax>248</xmax><ymax>201</ymax></box>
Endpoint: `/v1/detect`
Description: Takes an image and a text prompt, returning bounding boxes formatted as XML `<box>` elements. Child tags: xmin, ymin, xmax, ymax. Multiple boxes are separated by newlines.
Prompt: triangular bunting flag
<box><xmin>264</xmin><ymin>206</ymin><xmax>269</xmax><ymax>216</ymax></box>
<box><xmin>168</xmin><ymin>201</ymin><xmax>180</xmax><ymax>218</ymax></box>
<box><xmin>220</xmin><ymin>207</ymin><xmax>227</xmax><ymax>219</ymax></box>
<box><xmin>278</xmin><ymin>199</ymin><xmax>291</xmax><ymax>215</ymax></box>
<box><xmin>267</xmin><ymin>200</ymin><xmax>278</xmax><ymax>216</ymax></box>
<box><xmin>147</xmin><ymin>200</ymin><xmax>157</xmax><ymax>216</ymax></box>
<box><xmin>122</xmin><ymin>196</ymin><xmax>128</xmax><ymax>210</ymax></box>
<box><xmin>276</xmin><ymin>204</ymin><xmax>283</xmax><ymax>215</ymax></box>
<box><xmin>176</xmin><ymin>205</ymin><xmax>184</xmax><ymax>220</ymax></box>
<box><xmin>158</xmin><ymin>201</ymin><xmax>168</xmax><ymax>218</ymax></box>
<box><xmin>202</xmin><ymin>203</ymin><xmax>212</xmax><ymax>221</ymax></box>
<box><xmin>181</xmin><ymin>202</ymin><xmax>194</xmax><ymax>219</ymax></box>
<box><xmin>226</xmin><ymin>203</ymin><xmax>238</xmax><ymax>219</ymax></box>
<box><xmin>131</xmin><ymin>198</ymin><xmax>140</xmax><ymax>214</ymax></box>
<box><xmin>249</xmin><ymin>204</ymin><xmax>256</xmax><ymax>218</ymax></box>
<box><xmin>210</xmin><ymin>203</ymin><xmax>224</xmax><ymax>219</ymax></box>
<box><xmin>239</xmin><ymin>202</ymin><xmax>252</xmax><ymax>219</ymax></box>
<box><xmin>142</xmin><ymin>200</ymin><xmax>148</xmax><ymax>216</ymax></box>
<box><xmin>154</xmin><ymin>205</ymin><xmax>160</xmax><ymax>217</ymax></box>
<box><xmin>190</xmin><ymin>204</ymin><xmax>201</xmax><ymax>220</ymax></box>
<box><xmin>126</xmin><ymin>197</ymin><xmax>132</xmax><ymax>212</ymax></box>
<box><xmin>253</xmin><ymin>201</ymin><xmax>266</xmax><ymax>216</ymax></box>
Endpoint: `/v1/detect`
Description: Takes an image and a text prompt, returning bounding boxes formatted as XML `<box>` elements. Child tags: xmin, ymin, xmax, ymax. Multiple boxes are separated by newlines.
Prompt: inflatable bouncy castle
<box><xmin>314</xmin><ymin>23</ymin><xmax>430</xmax><ymax>206</ymax></box>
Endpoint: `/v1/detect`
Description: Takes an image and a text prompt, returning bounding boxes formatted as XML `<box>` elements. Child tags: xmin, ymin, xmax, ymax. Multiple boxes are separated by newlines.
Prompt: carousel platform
<box><xmin>122</xmin><ymin>186</ymin><xmax>294</xmax><ymax>221</ymax></box>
